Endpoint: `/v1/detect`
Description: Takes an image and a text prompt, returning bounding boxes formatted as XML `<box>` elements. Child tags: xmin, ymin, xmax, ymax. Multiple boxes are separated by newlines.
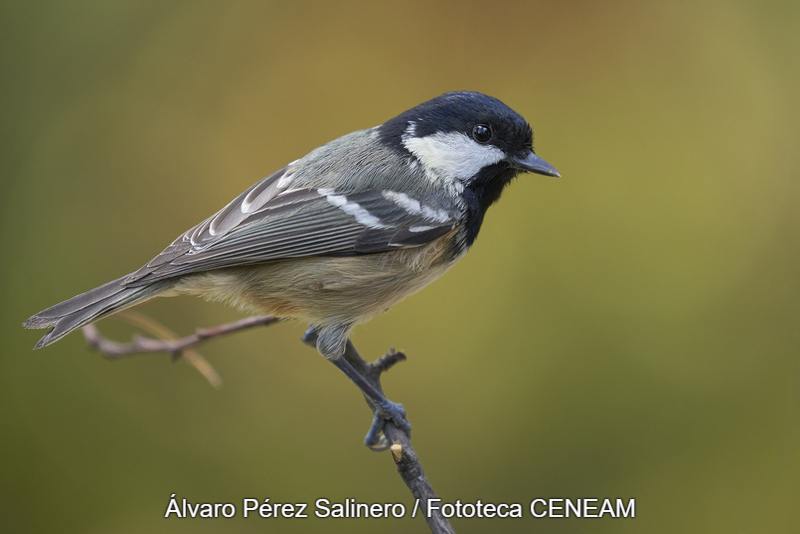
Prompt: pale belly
<box><xmin>170</xmin><ymin>230</ymin><xmax>465</xmax><ymax>327</ymax></box>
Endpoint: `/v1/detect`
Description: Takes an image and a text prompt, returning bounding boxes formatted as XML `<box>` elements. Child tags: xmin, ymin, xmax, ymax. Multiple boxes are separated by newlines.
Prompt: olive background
<box><xmin>1</xmin><ymin>1</ymin><xmax>798</xmax><ymax>532</ymax></box>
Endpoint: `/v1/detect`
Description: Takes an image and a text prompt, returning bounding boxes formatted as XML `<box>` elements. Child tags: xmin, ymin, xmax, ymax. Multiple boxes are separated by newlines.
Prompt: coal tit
<box><xmin>24</xmin><ymin>91</ymin><xmax>560</xmax><ymax>448</ymax></box>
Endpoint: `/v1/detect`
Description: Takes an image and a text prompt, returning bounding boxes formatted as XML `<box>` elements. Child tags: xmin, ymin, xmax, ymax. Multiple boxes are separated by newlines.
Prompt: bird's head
<box><xmin>380</xmin><ymin>91</ymin><xmax>559</xmax><ymax>196</ymax></box>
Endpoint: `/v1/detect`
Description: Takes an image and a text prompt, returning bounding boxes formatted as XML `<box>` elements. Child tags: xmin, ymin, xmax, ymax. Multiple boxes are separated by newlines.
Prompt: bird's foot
<box><xmin>365</xmin><ymin>400</ymin><xmax>411</xmax><ymax>451</ymax></box>
<box><xmin>302</xmin><ymin>325</ymin><xmax>411</xmax><ymax>450</ymax></box>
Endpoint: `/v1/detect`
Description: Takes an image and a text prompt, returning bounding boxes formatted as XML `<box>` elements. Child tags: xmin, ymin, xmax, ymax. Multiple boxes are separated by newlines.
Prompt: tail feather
<box><xmin>23</xmin><ymin>275</ymin><xmax>175</xmax><ymax>349</ymax></box>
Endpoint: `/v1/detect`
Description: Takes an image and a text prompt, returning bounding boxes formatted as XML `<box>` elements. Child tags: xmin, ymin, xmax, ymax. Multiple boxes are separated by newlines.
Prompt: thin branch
<box><xmin>82</xmin><ymin>312</ymin><xmax>280</xmax><ymax>387</ymax></box>
<box><xmin>83</xmin><ymin>312</ymin><xmax>280</xmax><ymax>357</ymax></box>
<box><xmin>82</xmin><ymin>314</ymin><xmax>454</xmax><ymax>534</ymax></box>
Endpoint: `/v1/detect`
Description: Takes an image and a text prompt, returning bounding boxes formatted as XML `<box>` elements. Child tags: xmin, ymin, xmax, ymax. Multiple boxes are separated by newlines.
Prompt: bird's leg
<box><xmin>331</xmin><ymin>353</ymin><xmax>411</xmax><ymax>450</ymax></box>
<box><xmin>302</xmin><ymin>326</ymin><xmax>411</xmax><ymax>450</ymax></box>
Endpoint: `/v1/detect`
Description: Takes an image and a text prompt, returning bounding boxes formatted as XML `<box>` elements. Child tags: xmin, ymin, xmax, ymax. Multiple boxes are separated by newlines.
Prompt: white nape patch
<box><xmin>382</xmin><ymin>190</ymin><xmax>452</xmax><ymax>223</ymax></box>
<box><xmin>319</xmin><ymin>188</ymin><xmax>387</xmax><ymax>229</ymax></box>
<box><xmin>402</xmin><ymin>124</ymin><xmax>505</xmax><ymax>184</ymax></box>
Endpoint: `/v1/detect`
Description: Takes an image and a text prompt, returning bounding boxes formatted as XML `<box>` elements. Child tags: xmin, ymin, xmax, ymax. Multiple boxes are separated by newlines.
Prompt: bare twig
<box><xmin>82</xmin><ymin>314</ymin><xmax>453</xmax><ymax>534</ymax></box>
<box><xmin>82</xmin><ymin>312</ymin><xmax>280</xmax><ymax>387</ymax></box>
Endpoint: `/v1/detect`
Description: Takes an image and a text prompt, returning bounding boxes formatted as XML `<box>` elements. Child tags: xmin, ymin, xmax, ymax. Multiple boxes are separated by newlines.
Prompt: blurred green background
<box><xmin>2</xmin><ymin>1</ymin><xmax>798</xmax><ymax>532</ymax></box>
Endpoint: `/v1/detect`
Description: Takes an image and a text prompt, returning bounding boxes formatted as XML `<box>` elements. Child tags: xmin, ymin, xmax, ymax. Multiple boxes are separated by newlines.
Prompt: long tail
<box><xmin>23</xmin><ymin>275</ymin><xmax>175</xmax><ymax>349</ymax></box>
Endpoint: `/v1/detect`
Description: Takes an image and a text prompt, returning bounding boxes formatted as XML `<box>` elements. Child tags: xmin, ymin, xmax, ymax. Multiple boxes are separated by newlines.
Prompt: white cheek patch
<box><xmin>402</xmin><ymin>128</ymin><xmax>506</xmax><ymax>183</ymax></box>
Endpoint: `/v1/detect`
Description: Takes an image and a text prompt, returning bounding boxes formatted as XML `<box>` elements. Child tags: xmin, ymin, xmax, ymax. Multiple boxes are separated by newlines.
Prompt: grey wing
<box><xmin>123</xmin><ymin>168</ymin><xmax>460</xmax><ymax>287</ymax></box>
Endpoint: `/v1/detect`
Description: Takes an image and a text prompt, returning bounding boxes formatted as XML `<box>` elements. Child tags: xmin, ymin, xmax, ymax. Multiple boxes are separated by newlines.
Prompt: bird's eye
<box><xmin>472</xmin><ymin>124</ymin><xmax>492</xmax><ymax>143</ymax></box>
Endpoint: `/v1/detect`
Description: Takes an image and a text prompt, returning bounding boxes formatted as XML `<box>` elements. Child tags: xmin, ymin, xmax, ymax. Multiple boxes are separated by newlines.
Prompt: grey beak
<box><xmin>511</xmin><ymin>151</ymin><xmax>561</xmax><ymax>177</ymax></box>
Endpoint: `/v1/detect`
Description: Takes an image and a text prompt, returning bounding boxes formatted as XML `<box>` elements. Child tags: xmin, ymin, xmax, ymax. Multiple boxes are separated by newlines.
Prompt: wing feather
<box><xmin>124</xmin><ymin>176</ymin><xmax>459</xmax><ymax>287</ymax></box>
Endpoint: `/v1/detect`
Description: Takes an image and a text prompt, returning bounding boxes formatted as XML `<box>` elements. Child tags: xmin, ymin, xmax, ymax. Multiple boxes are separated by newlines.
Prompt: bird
<box><xmin>24</xmin><ymin>91</ymin><xmax>560</xmax><ymax>448</ymax></box>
